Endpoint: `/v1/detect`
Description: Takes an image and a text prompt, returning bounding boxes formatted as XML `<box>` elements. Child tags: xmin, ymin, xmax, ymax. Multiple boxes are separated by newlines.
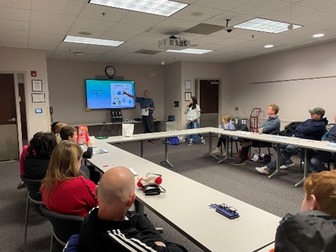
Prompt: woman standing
<box><xmin>184</xmin><ymin>96</ymin><xmax>205</xmax><ymax>145</ymax></box>
<box><xmin>40</xmin><ymin>140</ymin><xmax>97</xmax><ymax>217</ymax></box>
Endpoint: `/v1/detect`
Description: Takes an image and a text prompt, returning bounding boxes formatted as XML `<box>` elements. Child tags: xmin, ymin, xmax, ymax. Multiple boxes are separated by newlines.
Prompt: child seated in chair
<box><xmin>213</xmin><ymin>115</ymin><xmax>235</xmax><ymax>154</ymax></box>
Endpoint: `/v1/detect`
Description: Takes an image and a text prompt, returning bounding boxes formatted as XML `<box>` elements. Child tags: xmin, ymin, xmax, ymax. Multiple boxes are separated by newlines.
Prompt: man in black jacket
<box><xmin>78</xmin><ymin>166</ymin><xmax>187</xmax><ymax>252</ymax></box>
<box><xmin>274</xmin><ymin>170</ymin><xmax>336</xmax><ymax>252</ymax></box>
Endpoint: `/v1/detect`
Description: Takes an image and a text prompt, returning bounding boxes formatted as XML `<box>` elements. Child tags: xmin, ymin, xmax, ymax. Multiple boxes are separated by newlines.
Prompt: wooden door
<box><xmin>199</xmin><ymin>79</ymin><xmax>219</xmax><ymax>127</ymax></box>
<box><xmin>0</xmin><ymin>74</ymin><xmax>19</xmax><ymax>160</ymax></box>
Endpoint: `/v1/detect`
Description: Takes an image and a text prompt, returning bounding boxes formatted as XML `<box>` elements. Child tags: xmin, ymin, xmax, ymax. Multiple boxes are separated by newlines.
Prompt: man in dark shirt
<box><xmin>305</xmin><ymin>113</ymin><xmax>336</xmax><ymax>172</ymax></box>
<box><xmin>78</xmin><ymin>166</ymin><xmax>186</xmax><ymax>252</ymax></box>
<box><xmin>124</xmin><ymin>90</ymin><xmax>155</xmax><ymax>135</ymax></box>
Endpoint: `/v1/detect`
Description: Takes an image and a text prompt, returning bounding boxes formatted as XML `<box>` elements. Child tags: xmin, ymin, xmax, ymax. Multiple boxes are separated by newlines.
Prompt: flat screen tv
<box><xmin>85</xmin><ymin>79</ymin><xmax>136</xmax><ymax>110</ymax></box>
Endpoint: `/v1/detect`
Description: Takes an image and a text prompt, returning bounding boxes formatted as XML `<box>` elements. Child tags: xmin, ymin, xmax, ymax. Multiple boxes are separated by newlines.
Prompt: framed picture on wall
<box><xmin>32</xmin><ymin>79</ymin><xmax>43</xmax><ymax>92</ymax></box>
<box><xmin>31</xmin><ymin>93</ymin><xmax>46</xmax><ymax>103</ymax></box>
<box><xmin>185</xmin><ymin>80</ymin><xmax>191</xmax><ymax>90</ymax></box>
<box><xmin>185</xmin><ymin>92</ymin><xmax>192</xmax><ymax>101</ymax></box>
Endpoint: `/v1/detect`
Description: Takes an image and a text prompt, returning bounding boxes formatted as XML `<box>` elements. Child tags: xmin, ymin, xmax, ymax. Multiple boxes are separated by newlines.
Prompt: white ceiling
<box><xmin>1</xmin><ymin>0</ymin><xmax>336</xmax><ymax>65</ymax></box>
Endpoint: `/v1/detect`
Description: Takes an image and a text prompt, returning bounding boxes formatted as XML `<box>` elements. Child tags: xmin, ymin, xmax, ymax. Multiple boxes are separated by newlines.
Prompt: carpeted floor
<box><xmin>0</xmin><ymin>136</ymin><xmax>305</xmax><ymax>252</ymax></box>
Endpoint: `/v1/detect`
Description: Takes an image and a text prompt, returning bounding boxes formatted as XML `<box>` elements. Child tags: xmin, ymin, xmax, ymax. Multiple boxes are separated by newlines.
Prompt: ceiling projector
<box><xmin>158</xmin><ymin>35</ymin><xmax>190</xmax><ymax>50</ymax></box>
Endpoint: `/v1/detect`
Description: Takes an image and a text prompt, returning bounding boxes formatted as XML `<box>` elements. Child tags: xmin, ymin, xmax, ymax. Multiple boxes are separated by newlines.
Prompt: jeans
<box><xmin>186</xmin><ymin>120</ymin><xmax>202</xmax><ymax>141</ymax></box>
<box><xmin>142</xmin><ymin>115</ymin><xmax>154</xmax><ymax>133</ymax></box>
<box><xmin>301</xmin><ymin>149</ymin><xmax>332</xmax><ymax>172</ymax></box>
<box><xmin>217</xmin><ymin>136</ymin><xmax>228</xmax><ymax>148</ymax></box>
<box><xmin>266</xmin><ymin>144</ymin><xmax>301</xmax><ymax>172</ymax></box>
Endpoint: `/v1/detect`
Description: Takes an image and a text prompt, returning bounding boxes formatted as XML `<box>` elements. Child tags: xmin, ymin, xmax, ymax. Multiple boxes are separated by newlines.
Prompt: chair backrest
<box><xmin>40</xmin><ymin>205</ymin><xmax>84</xmax><ymax>245</ymax></box>
<box><xmin>326</xmin><ymin>123</ymin><xmax>336</xmax><ymax>131</ymax></box>
<box><xmin>63</xmin><ymin>234</ymin><xmax>79</xmax><ymax>252</ymax></box>
<box><xmin>234</xmin><ymin>123</ymin><xmax>248</xmax><ymax>132</ymax></box>
<box><xmin>21</xmin><ymin>175</ymin><xmax>42</xmax><ymax>201</ymax></box>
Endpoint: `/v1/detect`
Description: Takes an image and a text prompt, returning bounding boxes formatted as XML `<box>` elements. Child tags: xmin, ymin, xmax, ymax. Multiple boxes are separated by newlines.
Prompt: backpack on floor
<box><xmin>168</xmin><ymin>136</ymin><xmax>180</xmax><ymax>145</ymax></box>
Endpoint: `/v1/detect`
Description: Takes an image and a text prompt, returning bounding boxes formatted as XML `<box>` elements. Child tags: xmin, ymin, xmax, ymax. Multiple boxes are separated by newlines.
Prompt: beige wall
<box><xmin>163</xmin><ymin>62</ymin><xmax>182</xmax><ymax>129</ymax></box>
<box><xmin>2</xmin><ymin>39</ymin><xmax>336</xmax><ymax>154</ymax></box>
<box><xmin>0</xmin><ymin>48</ymin><xmax>50</xmax><ymax>141</ymax></box>
<box><xmin>227</xmin><ymin>40</ymin><xmax>336</xmax><ymax>128</ymax></box>
<box><xmin>47</xmin><ymin>59</ymin><xmax>164</xmax><ymax>124</ymax></box>
<box><xmin>180</xmin><ymin>61</ymin><xmax>229</xmax><ymax>129</ymax></box>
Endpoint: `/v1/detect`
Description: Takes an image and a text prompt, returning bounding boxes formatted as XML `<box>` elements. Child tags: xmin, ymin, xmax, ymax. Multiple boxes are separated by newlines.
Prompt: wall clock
<box><xmin>105</xmin><ymin>66</ymin><xmax>116</xmax><ymax>76</ymax></box>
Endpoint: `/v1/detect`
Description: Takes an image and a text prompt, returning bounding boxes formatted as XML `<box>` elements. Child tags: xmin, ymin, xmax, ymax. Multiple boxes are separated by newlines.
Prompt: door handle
<box><xmin>8</xmin><ymin>117</ymin><xmax>16</xmax><ymax>122</ymax></box>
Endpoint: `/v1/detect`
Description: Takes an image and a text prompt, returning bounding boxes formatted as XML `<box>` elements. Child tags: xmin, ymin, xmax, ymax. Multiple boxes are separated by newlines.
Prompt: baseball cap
<box><xmin>309</xmin><ymin>107</ymin><xmax>325</xmax><ymax>117</ymax></box>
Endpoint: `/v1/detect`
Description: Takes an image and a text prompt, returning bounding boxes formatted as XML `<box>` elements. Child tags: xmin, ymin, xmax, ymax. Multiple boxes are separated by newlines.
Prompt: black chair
<box><xmin>40</xmin><ymin>205</ymin><xmax>83</xmax><ymax>252</ymax></box>
<box><xmin>252</xmin><ymin>141</ymin><xmax>273</xmax><ymax>155</ymax></box>
<box><xmin>300</xmin><ymin>152</ymin><xmax>335</xmax><ymax>172</ymax></box>
<box><xmin>227</xmin><ymin>123</ymin><xmax>249</xmax><ymax>157</ymax></box>
<box><xmin>21</xmin><ymin>175</ymin><xmax>43</xmax><ymax>248</ymax></box>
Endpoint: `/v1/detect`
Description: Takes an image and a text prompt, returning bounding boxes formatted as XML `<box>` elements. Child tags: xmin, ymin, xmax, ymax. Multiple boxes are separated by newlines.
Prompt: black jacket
<box><xmin>293</xmin><ymin>118</ymin><xmax>328</xmax><ymax>140</ymax></box>
<box><xmin>275</xmin><ymin>210</ymin><xmax>336</xmax><ymax>252</ymax></box>
<box><xmin>78</xmin><ymin>208</ymin><xmax>187</xmax><ymax>252</ymax></box>
<box><xmin>23</xmin><ymin>156</ymin><xmax>50</xmax><ymax>179</ymax></box>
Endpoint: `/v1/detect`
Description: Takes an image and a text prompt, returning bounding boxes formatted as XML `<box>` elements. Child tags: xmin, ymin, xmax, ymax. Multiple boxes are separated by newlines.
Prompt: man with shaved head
<box><xmin>78</xmin><ymin>166</ymin><xmax>186</xmax><ymax>252</ymax></box>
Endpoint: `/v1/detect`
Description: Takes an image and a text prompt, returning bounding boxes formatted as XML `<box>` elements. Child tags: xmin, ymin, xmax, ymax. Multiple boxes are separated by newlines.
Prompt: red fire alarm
<box><xmin>31</xmin><ymin>71</ymin><xmax>37</xmax><ymax>77</ymax></box>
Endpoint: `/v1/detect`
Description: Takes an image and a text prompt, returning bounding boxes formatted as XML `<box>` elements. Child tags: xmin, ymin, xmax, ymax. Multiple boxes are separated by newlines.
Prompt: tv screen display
<box><xmin>85</xmin><ymin>79</ymin><xmax>136</xmax><ymax>110</ymax></box>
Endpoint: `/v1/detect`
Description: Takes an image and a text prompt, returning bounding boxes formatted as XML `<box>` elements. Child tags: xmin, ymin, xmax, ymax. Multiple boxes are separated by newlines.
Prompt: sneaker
<box><xmin>255</xmin><ymin>166</ymin><xmax>271</xmax><ymax>175</ymax></box>
<box><xmin>201</xmin><ymin>138</ymin><xmax>206</xmax><ymax>145</ymax></box>
<box><xmin>233</xmin><ymin>159</ymin><xmax>246</xmax><ymax>166</ymax></box>
<box><xmin>212</xmin><ymin>147</ymin><xmax>221</xmax><ymax>154</ymax></box>
<box><xmin>188</xmin><ymin>139</ymin><xmax>193</xmax><ymax>146</ymax></box>
<box><xmin>280</xmin><ymin>162</ymin><xmax>295</xmax><ymax>170</ymax></box>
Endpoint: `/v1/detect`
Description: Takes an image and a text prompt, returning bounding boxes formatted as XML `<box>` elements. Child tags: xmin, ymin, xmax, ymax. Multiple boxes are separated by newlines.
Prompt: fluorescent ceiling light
<box><xmin>264</xmin><ymin>44</ymin><xmax>274</xmax><ymax>48</ymax></box>
<box><xmin>89</xmin><ymin>0</ymin><xmax>188</xmax><ymax>17</ymax></box>
<box><xmin>313</xmin><ymin>33</ymin><xmax>324</xmax><ymax>38</ymax></box>
<box><xmin>166</xmin><ymin>48</ymin><xmax>212</xmax><ymax>54</ymax></box>
<box><xmin>234</xmin><ymin>18</ymin><xmax>302</xmax><ymax>33</ymax></box>
<box><xmin>63</xmin><ymin>35</ymin><xmax>124</xmax><ymax>46</ymax></box>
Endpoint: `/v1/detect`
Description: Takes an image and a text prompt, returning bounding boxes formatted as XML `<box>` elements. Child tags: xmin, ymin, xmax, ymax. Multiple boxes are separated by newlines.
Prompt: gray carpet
<box><xmin>0</xmin><ymin>136</ymin><xmax>305</xmax><ymax>252</ymax></box>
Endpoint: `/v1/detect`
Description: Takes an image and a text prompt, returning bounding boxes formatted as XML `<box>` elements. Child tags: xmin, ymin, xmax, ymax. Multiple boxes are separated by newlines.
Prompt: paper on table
<box><xmin>141</xmin><ymin>108</ymin><xmax>149</xmax><ymax>116</ymax></box>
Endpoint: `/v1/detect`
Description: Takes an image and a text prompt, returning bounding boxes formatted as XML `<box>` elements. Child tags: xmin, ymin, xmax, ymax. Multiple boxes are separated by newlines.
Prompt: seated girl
<box><xmin>213</xmin><ymin>115</ymin><xmax>235</xmax><ymax>154</ymax></box>
<box><xmin>24</xmin><ymin>132</ymin><xmax>57</xmax><ymax>180</ymax></box>
<box><xmin>40</xmin><ymin>140</ymin><xmax>98</xmax><ymax>217</ymax></box>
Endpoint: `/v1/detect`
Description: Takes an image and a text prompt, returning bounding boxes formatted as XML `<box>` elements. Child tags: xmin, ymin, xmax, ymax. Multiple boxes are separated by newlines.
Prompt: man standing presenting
<box><xmin>124</xmin><ymin>90</ymin><xmax>155</xmax><ymax>136</ymax></box>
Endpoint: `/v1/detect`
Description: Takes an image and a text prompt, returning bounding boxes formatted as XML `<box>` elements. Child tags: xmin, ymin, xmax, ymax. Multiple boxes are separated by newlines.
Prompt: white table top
<box><xmin>89</xmin><ymin>141</ymin><xmax>281</xmax><ymax>252</ymax></box>
<box><xmin>87</xmin><ymin>127</ymin><xmax>336</xmax><ymax>251</ymax></box>
<box><xmin>93</xmin><ymin>126</ymin><xmax>336</xmax><ymax>154</ymax></box>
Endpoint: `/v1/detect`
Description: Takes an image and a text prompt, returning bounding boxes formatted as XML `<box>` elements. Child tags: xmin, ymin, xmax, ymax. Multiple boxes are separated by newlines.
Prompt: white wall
<box><xmin>163</xmin><ymin>62</ymin><xmax>182</xmax><ymax>129</ymax></box>
<box><xmin>0</xmin><ymin>48</ymin><xmax>50</xmax><ymax>140</ymax></box>
<box><xmin>180</xmin><ymin>62</ymin><xmax>229</xmax><ymax>129</ymax></box>
<box><xmin>226</xmin><ymin>40</ymin><xmax>336</xmax><ymax>128</ymax></box>
<box><xmin>47</xmin><ymin>59</ymin><xmax>164</xmax><ymax>125</ymax></box>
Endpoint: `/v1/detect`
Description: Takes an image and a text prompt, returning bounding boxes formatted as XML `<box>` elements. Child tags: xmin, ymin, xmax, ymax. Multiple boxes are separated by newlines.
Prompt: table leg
<box><xmin>140</xmin><ymin>141</ymin><xmax>144</xmax><ymax>157</ymax></box>
<box><xmin>268</xmin><ymin>143</ymin><xmax>280</xmax><ymax>178</ymax></box>
<box><xmin>160</xmin><ymin>138</ymin><xmax>174</xmax><ymax>168</ymax></box>
<box><xmin>295</xmin><ymin>148</ymin><xmax>307</xmax><ymax>187</ymax></box>
<box><xmin>204</xmin><ymin>132</ymin><xmax>219</xmax><ymax>160</ymax></box>
<box><xmin>218</xmin><ymin>136</ymin><xmax>230</xmax><ymax>163</ymax></box>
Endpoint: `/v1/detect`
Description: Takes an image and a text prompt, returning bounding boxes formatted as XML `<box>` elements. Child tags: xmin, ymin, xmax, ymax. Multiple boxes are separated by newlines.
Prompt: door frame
<box><xmin>16</xmin><ymin>72</ymin><xmax>26</xmax><ymax>152</ymax></box>
<box><xmin>194</xmin><ymin>78</ymin><xmax>221</xmax><ymax>126</ymax></box>
<box><xmin>1</xmin><ymin>71</ymin><xmax>25</xmax><ymax>156</ymax></box>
